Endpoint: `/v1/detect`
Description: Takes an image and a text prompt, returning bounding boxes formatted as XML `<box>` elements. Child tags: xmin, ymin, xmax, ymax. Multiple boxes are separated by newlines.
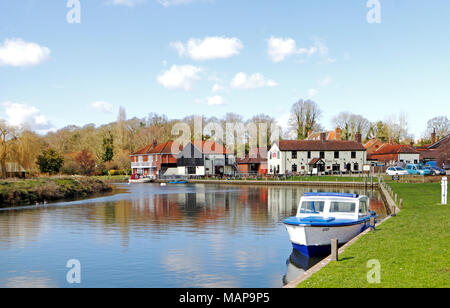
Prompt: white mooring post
<box><xmin>442</xmin><ymin>177</ymin><xmax>448</xmax><ymax>205</ymax></box>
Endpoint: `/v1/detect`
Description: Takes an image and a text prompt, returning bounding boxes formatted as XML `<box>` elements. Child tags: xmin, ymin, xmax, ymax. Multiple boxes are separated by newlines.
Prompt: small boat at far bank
<box><xmin>284</xmin><ymin>192</ymin><xmax>377</xmax><ymax>257</ymax></box>
<box><xmin>128</xmin><ymin>174</ymin><xmax>155</xmax><ymax>183</ymax></box>
<box><xmin>168</xmin><ymin>180</ymin><xmax>188</xmax><ymax>184</ymax></box>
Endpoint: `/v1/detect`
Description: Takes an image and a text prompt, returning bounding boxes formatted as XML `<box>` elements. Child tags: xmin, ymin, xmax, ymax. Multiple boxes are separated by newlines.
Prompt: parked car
<box><xmin>386</xmin><ymin>166</ymin><xmax>409</xmax><ymax>176</ymax></box>
<box><xmin>405</xmin><ymin>164</ymin><xmax>431</xmax><ymax>176</ymax></box>
<box><xmin>424</xmin><ymin>163</ymin><xmax>446</xmax><ymax>175</ymax></box>
<box><xmin>424</xmin><ymin>166</ymin><xmax>445</xmax><ymax>175</ymax></box>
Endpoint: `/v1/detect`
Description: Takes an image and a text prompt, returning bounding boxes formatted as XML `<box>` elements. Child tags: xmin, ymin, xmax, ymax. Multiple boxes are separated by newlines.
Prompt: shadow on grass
<box><xmin>338</xmin><ymin>257</ymin><xmax>355</xmax><ymax>262</ymax></box>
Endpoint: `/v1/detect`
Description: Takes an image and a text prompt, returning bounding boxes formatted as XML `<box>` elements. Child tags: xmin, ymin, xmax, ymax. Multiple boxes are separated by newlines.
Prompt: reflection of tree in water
<box><xmin>0</xmin><ymin>208</ymin><xmax>44</xmax><ymax>246</ymax></box>
<box><xmin>78</xmin><ymin>185</ymin><xmax>387</xmax><ymax>248</ymax></box>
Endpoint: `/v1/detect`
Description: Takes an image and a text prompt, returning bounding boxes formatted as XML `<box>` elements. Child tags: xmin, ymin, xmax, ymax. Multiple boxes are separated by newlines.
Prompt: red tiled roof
<box><xmin>367</xmin><ymin>154</ymin><xmax>398</xmax><ymax>161</ymax></box>
<box><xmin>192</xmin><ymin>140</ymin><xmax>233</xmax><ymax>155</ymax></box>
<box><xmin>308</xmin><ymin>158</ymin><xmax>322</xmax><ymax>165</ymax></box>
<box><xmin>237</xmin><ymin>148</ymin><xmax>268</xmax><ymax>164</ymax></box>
<box><xmin>148</xmin><ymin>141</ymin><xmax>183</xmax><ymax>154</ymax></box>
<box><xmin>371</xmin><ymin>143</ymin><xmax>418</xmax><ymax>155</ymax></box>
<box><xmin>131</xmin><ymin>144</ymin><xmax>154</xmax><ymax>155</ymax></box>
<box><xmin>277</xmin><ymin>140</ymin><xmax>365</xmax><ymax>151</ymax></box>
<box><xmin>132</xmin><ymin>141</ymin><xmax>182</xmax><ymax>156</ymax></box>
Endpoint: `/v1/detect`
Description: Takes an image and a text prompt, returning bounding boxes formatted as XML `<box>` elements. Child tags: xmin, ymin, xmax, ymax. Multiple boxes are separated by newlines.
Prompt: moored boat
<box><xmin>168</xmin><ymin>180</ymin><xmax>188</xmax><ymax>184</ymax></box>
<box><xmin>128</xmin><ymin>174</ymin><xmax>154</xmax><ymax>183</ymax></box>
<box><xmin>284</xmin><ymin>192</ymin><xmax>377</xmax><ymax>257</ymax></box>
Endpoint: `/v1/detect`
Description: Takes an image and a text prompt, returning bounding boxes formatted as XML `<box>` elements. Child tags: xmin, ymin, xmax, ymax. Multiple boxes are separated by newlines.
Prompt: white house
<box><xmin>268</xmin><ymin>134</ymin><xmax>367</xmax><ymax>175</ymax></box>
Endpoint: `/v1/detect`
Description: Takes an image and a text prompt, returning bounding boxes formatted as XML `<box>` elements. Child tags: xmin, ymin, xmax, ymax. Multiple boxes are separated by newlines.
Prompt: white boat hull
<box><xmin>128</xmin><ymin>178</ymin><xmax>153</xmax><ymax>183</ymax></box>
<box><xmin>285</xmin><ymin>221</ymin><xmax>370</xmax><ymax>257</ymax></box>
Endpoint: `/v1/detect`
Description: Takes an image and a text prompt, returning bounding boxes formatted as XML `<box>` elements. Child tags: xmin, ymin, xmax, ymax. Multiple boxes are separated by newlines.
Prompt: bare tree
<box><xmin>289</xmin><ymin>99</ymin><xmax>322</xmax><ymax>140</ymax></box>
<box><xmin>332</xmin><ymin>112</ymin><xmax>371</xmax><ymax>141</ymax></box>
<box><xmin>423</xmin><ymin>116</ymin><xmax>449</xmax><ymax>141</ymax></box>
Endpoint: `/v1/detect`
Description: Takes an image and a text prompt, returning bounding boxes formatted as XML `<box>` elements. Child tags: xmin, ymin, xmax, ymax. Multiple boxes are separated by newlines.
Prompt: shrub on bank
<box><xmin>0</xmin><ymin>177</ymin><xmax>112</xmax><ymax>207</ymax></box>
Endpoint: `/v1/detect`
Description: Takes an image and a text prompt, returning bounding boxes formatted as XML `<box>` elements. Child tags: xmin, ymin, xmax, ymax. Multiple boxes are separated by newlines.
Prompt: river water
<box><xmin>0</xmin><ymin>183</ymin><xmax>386</xmax><ymax>288</ymax></box>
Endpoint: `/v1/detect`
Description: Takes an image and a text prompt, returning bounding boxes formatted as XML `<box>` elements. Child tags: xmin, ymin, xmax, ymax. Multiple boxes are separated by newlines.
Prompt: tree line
<box><xmin>0</xmin><ymin>99</ymin><xmax>448</xmax><ymax>178</ymax></box>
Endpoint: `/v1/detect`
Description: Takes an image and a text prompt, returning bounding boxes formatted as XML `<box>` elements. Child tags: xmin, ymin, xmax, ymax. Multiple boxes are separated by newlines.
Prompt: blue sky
<box><xmin>0</xmin><ymin>0</ymin><xmax>449</xmax><ymax>139</ymax></box>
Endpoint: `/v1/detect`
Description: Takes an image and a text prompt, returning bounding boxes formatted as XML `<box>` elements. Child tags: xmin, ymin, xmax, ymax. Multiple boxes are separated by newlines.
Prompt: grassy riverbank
<box><xmin>0</xmin><ymin>177</ymin><xmax>112</xmax><ymax>207</ymax></box>
<box><xmin>297</xmin><ymin>182</ymin><xmax>450</xmax><ymax>288</ymax></box>
<box><xmin>93</xmin><ymin>175</ymin><xmax>129</xmax><ymax>183</ymax></box>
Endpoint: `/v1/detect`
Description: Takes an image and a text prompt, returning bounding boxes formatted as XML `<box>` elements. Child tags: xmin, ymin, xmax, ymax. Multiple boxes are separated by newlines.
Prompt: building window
<box><xmin>354</xmin><ymin>163</ymin><xmax>359</xmax><ymax>171</ymax></box>
<box><xmin>292</xmin><ymin>164</ymin><xmax>297</xmax><ymax>172</ymax></box>
<box><xmin>351</xmin><ymin>151</ymin><xmax>356</xmax><ymax>159</ymax></box>
<box><xmin>292</xmin><ymin>151</ymin><xmax>297</xmax><ymax>159</ymax></box>
<box><xmin>334</xmin><ymin>151</ymin><xmax>339</xmax><ymax>159</ymax></box>
<box><xmin>307</xmin><ymin>151</ymin><xmax>311</xmax><ymax>159</ymax></box>
<box><xmin>320</xmin><ymin>152</ymin><xmax>325</xmax><ymax>159</ymax></box>
<box><xmin>277</xmin><ymin>152</ymin><xmax>280</xmax><ymax>159</ymax></box>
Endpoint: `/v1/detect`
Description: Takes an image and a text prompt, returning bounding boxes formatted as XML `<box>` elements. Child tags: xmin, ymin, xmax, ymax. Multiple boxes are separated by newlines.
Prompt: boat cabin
<box><xmin>297</xmin><ymin>193</ymin><xmax>369</xmax><ymax>221</ymax></box>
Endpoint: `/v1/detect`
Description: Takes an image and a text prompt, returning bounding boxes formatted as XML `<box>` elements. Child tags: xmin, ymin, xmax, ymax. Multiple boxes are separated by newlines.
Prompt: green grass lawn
<box><xmin>298</xmin><ymin>182</ymin><xmax>450</xmax><ymax>288</ymax></box>
<box><xmin>93</xmin><ymin>175</ymin><xmax>129</xmax><ymax>183</ymax></box>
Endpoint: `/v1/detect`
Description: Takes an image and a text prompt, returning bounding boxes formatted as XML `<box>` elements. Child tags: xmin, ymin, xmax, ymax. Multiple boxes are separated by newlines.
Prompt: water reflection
<box><xmin>0</xmin><ymin>183</ymin><xmax>386</xmax><ymax>288</ymax></box>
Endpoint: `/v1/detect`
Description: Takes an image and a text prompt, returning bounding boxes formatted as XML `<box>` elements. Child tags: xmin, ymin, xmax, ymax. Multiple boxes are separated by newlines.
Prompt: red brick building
<box><xmin>236</xmin><ymin>147</ymin><xmax>268</xmax><ymax>175</ymax></box>
<box><xmin>130</xmin><ymin>141</ymin><xmax>182</xmax><ymax>177</ymax></box>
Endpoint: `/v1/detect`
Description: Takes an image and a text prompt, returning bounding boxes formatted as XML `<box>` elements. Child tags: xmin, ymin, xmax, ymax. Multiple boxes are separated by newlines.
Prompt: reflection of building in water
<box><xmin>267</xmin><ymin>187</ymin><xmax>299</xmax><ymax>220</ymax></box>
<box><xmin>83</xmin><ymin>185</ymin><xmax>387</xmax><ymax>247</ymax></box>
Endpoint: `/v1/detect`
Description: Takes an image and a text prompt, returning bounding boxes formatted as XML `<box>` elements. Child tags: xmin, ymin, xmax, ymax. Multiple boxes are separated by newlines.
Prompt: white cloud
<box><xmin>158</xmin><ymin>0</ymin><xmax>196</xmax><ymax>7</ymax></box>
<box><xmin>230</xmin><ymin>72</ymin><xmax>278</xmax><ymax>89</ymax></box>
<box><xmin>307</xmin><ymin>88</ymin><xmax>318</xmax><ymax>97</ymax></box>
<box><xmin>157</xmin><ymin>65</ymin><xmax>202</xmax><ymax>91</ymax></box>
<box><xmin>267</xmin><ymin>36</ymin><xmax>335</xmax><ymax>64</ymax></box>
<box><xmin>207</xmin><ymin>95</ymin><xmax>225</xmax><ymax>106</ymax></box>
<box><xmin>110</xmin><ymin>0</ymin><xmax>143</xmax><ymax>7</ymax></box>
<box><xmin>211</xmin><ymin>83</ymin><xmax>224</xmax><ymax>93</ymax></box>
<box><xmin>3</xmin><ymin>102</ymin><xmax>52</xmax><ymax>131</ymax></box>
<box><xmin>314</xmin><ymin>38</ymin><xmax>336</xmax><ymax>63</ymax></box>
<box><xmin>0</xmin><ymin>38</ymin><xmax>50</xmax><ymax>67</ymax></box>
<box><xmin>267</xmin><ymin>37</ymin><xmax>298</xmax><ymax>63</ymax></box>
<box><xmin>170</xmin><ymin>36</ymin><xmax>243</xmax><ymax>61</ymax></box>
<box><xmin>318</xmin><ymin>76</ymin><xmax>332</xmax><ymax>87</ymax></box>
<box><xmin>91</xmin><ymin>101</ymin><xmax>113</xmax><ymax>113</ymax></box>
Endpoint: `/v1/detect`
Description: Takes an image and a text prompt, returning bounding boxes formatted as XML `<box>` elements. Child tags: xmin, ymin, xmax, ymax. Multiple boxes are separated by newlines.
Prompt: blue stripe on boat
<box><xmin>284</xmin><ymin>216</ymin><xmax>372</xmax><ymax>227</ymax></box>
<box><xmin>292</xmin><ymin>243</ymin><xmax>337</xmax><ymax>257</ymax></box>
<box><xmin>303</xmin><ymin>192</ymin><xmax>359</xmax><ymax>198</ymax></box>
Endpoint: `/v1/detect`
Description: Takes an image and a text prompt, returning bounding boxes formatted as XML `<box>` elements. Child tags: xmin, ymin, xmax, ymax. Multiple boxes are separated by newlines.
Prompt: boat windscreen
<box><xmin>299</xmin><ymin>201</ymin><xmax>325</xmax><ymax>214</ymax></box>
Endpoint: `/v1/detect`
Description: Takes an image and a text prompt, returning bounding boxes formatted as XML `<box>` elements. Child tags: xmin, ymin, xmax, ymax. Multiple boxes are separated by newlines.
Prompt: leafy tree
<box><xmin>37</xmin><ymin>149</ymin><xmax>64</xmax><ymax>175</ymax></box>
<box><xmin>101</xmin><ymin>131</ymin><xmax>114</xmax><ymax>163</ymax></box>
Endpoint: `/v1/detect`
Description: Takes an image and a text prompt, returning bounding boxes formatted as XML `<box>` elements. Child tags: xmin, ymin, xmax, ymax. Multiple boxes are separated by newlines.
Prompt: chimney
<box><xmin>153</xmin><ymin>140</ymin><xmax>158</xmax><ymax>147</ymax></box>
<box><xmin>320</xmin><ymin>132</ymin><xmax>327</xmax><ymax>142</ymax></box>
<box><xmin>431</xmin><ymin>128</ymin><xmax>436</xmax><ymax>144</ymax></box>
<box><xmin>335</xmin><ymin>127</ymin><xmax>341</xmax><ymax>141</ymax></box>
<box><xmin>410</xmin><ymin>141</ymin><xmax>415</xmax><ymax>148</ymax></box>
<box><xmin>389</xmin><ymin>137</ymin><xmax>393</xmax><ymax>145</ymax></box>
<box><xmin>355</xmin><ymin>132</ymin><xmax>362</xmax><ymax>144</ymax></box>
<box><xmin>308</xmin><ymin>130</ymin><xmax>313</xmax><ymax>137</ymax></box>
